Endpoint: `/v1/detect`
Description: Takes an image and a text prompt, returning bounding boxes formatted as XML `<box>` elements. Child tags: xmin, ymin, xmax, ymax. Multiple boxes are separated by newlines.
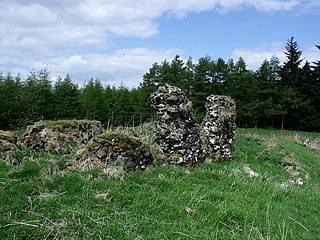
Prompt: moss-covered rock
<box><xmin>75</xmin><ymin>132</ymin><xmax>153</xmax><ymax>171</ymax></box>
<box><xmin>23</xmin><ymin>120</ymin><xmax>103</xmax><ymax>154</ymax></box>
<box><xmin>0</xmin><ymin>130</ymin><xmax>17</xmax><ymax>152</ymax></box>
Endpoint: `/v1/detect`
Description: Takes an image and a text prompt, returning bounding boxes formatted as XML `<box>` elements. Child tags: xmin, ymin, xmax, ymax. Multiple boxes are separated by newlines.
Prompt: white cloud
<box><xmin>231</xmin><ymin>42</ymin><xmax>320</xmax><ymax>70</ymax></box>
<box><xmin>6</xmin><ymin>48</ymin><xmax>182</xmax><ymax>88</ymax></box>
<box><xmin>299</xmin><ymin>0</ymin><xmax>320</xmax><ymax>14</ymax></box>
<box><xmin>216</xmin><ymin>0</ymin><xmax>299</xmax><ymax>13</ymax></box>
<box><xmin>0</xmin><ymin>0</ymin><xmax>302</xmax><ymax>54</ymax></box>
<box><xmin>0</xmin><ymin>0</ymin><xmax>308</xmax><ymax>86</ymax></box>
<box><xmin>231</xmin><ymin>42</ymin><xmax>286</xmax><ymax>69</ymax></box>
<box><xmin>247</xmin><ymin>0</ymin><xmax>299</xmax><ymax>11</ymax></box>
<box><xmin>303</xmin><ymin>45</ymin><xmax>320</xmax><ymax>64</ymax></box>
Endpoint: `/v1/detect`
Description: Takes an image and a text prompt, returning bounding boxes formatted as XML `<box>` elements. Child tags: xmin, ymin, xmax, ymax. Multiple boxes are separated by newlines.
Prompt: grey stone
<box><xmin>150</xmin><ymin>84</ymin><xmax>202</xmax><ymax>165</ymax></box>
<box><xmin>75</xmin><ymin>132</ymin><xmax>153</xmax><ymax>171</ymax></box>
<box><xmin>23</xmin><ymin>120</ymin><xmax>103</xmax><ymax>154</ymax></box>
<box><xmin>202</xmin><ymin>95</ymin><xmax>236</xmax><ymax>161</ymax></box>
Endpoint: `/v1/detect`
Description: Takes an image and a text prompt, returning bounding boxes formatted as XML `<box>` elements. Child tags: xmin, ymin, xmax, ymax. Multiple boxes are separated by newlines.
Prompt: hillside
<box><xmin>0</xmin><ymin>126</ymin><xmax>320</xmax><ymax>239</ymax></box>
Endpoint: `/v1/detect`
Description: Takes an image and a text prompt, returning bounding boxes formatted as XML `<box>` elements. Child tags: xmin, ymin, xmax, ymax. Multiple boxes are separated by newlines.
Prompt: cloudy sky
<box><xmin>1</xmin><ymin>0</ymin><xmax>319</xmax><ymax>88</ymax></box>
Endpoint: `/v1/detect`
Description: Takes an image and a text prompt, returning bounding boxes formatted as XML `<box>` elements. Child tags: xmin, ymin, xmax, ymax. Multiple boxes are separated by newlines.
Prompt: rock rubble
<box><xmin>23</xmin><ymin>120</ymin><xmax>103</xmax><ymax>154</ymax></box>
<box><xmin>75</xmin><ymin>132</ymin><xmax>153</xmax><ymax>171</ymax></box>
<box><xmin>0</xmin><ymin>130</ymin><xmax>17</xmax><ymax>152</ymax></box>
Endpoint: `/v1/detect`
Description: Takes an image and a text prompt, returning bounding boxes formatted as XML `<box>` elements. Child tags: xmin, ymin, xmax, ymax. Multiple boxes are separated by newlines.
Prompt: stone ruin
<box><xmin>0</xmin><ymin>130</ymin><xmax>17</xmax><ymax>152</ymax></box>
<box><xmin>151</xmin><ymin>85</ymin><xmax>236</xmax><ymax>163</ymax></box>
<box><xmin>23</xmin><ymin>120</ymin><xmax>103</xmax><ymax>154</ymax></box>
<box><xmin>0</xmin><ymin>119</ymin><xmax>153</xmax><ymax>173</ymax></box>
<box><xmin>75</xmin><ymin>132</ymin><xmax>153</xmax><ymax>171</ymax></box>
<box><xmin>202</xmin><ymin>95</ymin><xmax>236</xmax><ymax>161</ymax></box>
<box><xmin>150</xmin><ymin>84</ymin><xmax>202</xmax><ymax>165</ymax></box>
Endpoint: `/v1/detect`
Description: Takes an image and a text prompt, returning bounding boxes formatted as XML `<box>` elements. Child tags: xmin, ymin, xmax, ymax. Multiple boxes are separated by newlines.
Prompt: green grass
<box><xmin>1</xmin><ymin>128</ymin><xmax>320</xmax><ymax>239</ymax></box>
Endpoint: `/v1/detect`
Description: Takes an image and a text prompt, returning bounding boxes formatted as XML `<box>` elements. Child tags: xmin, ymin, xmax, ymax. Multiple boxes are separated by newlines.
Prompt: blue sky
<box><xmin>0</xmin><ymin>0</ymin><xmax>319</xmax><ymax>88</ymax></box>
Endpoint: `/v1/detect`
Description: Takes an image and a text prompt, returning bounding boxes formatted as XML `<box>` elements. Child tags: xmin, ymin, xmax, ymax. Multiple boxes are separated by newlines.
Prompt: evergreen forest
<box><xmin>1</xmin><ymin>37</ymin><xmax>319</xmax><ymax>131</ymax></box>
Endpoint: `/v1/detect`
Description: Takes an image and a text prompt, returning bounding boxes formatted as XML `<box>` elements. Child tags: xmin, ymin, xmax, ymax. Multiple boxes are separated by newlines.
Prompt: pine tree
<box><xmin>24</xmin><ymin>68</ymin><xmax>53</xmax><ymax>122</ymax></box>
<box><xmin>80</xmin><ymin>78</ymin><xmax>105</xmax><ymax>121</ymax></box>
<box><xmin>0</xmin><ymin>73</ymin><xmax>23</xmax><ymax>129</ymax></box>
<box><xmin>312</xmin><ymin>45</ymin><xmax>320</xmax><ymax>82</ymax></box>
<box><xmin>279</xmin><ymin>37</ymin><xmax>303</xmax><ymax>87</ymax></box>
<box><xmin>189</xmin><ymin>56</ymin><xmax>214</xmax><ymax>120</ymax></box>
<box><xmin>52</xmin><ymin>74</ymin><xmax>80</xmax><ymax>119</ymax></box>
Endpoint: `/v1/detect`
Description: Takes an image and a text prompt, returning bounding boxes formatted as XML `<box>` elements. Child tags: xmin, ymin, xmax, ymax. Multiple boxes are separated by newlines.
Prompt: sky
<box><xmin>0</xmin><ymin>0</ymin><xmax>319</xmax><ymax>88</ymax></box>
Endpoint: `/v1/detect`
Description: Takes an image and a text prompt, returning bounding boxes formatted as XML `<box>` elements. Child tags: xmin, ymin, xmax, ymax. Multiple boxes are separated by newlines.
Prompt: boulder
<box><xmin>75</xmin><ymin>132</ymin><xmax>153</xmax><ymax>171</ymax></box>
<box><xmin>23</xmin><ymin>120</ymin><xmax>103</xmax><ymax>154</ymax></box>
<box><xmin>202</xmin><ymin>95</ymin><xmax>236</xmax><ymax>161</ymax></box>
<box><xmin>150</xmin><ymin>84</ymin><xmax>202</xmax><ymax>165</ymax></box>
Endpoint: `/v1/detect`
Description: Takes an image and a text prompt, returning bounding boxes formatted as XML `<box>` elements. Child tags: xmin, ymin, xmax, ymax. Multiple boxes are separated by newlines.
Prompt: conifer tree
<box><xmin>279</xmin><ymin>37</ymin><xmax>303</xmax><ymax>87</ymax></box>
<box><xmin>52</xmin><ymin>74</ymin><xmax>80</xmax><ymax>119</ymax></box>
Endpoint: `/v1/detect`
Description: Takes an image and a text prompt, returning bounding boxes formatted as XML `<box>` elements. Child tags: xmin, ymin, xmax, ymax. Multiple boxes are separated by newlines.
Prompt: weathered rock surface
<box><xmin>23</xmin><ymin>120</ymin><xmax>103</xmax><ymax>154</ymax></box>
<box><xmin>0</xmin><ymin>130</ymin><xmax>17</xmax><ymax>152</ymax></box>
<box><xmin>75</xmin><ymin>133</ymin><xmax>153</xmax><ymax>171</ymax></box>
<box><xmin>202</xmin><ymin>95</ymin><xmax>236</xmax><ymax>161</ymax></box>
<box><xmin>293</xmin><ymin>135</ymin><xmax>320</xmax><ymax>151</ymax></box>
<box><xmin>150</xmin><ymin>84</ymin><xmax>202</xmax><ymax>165</ymax></box>
<box><xmin>280</xmin><ymin>177</ymin><xmax>304</xmax><ymax>188</ymax></box>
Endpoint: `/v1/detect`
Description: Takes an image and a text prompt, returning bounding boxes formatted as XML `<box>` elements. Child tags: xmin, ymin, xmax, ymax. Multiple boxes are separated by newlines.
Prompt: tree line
<box><xmin>0</xmin><ymin>71</ymin><xmax>151</xmax><ymax>130</ymax></box>
<box><xmin>0</xmin><ymin>37</ymin><xmax>319</xmax><ymax>131</ymax></box>
<box><xmin>141</xmin><ymin>37</ymin><xmax>320</xmax><ymax>131</ymax></box>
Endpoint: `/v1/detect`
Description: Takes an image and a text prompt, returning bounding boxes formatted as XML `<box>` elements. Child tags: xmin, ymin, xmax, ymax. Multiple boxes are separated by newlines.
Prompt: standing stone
<box><xmin>202</xmin><ymin>95</ymin><xmax>236</xmax><ymax>161</ymax></box>
<box><xmin>150</xmin><ymin>84</ymin><xmax>202</xmax><ymax>165</ymax></box>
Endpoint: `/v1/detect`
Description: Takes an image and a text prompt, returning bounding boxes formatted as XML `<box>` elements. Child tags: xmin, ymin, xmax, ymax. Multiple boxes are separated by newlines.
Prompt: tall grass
<box><xmin>0</xmin><ymin>127</ymin><xmax>319</xmax><ymax>239</ymax></box>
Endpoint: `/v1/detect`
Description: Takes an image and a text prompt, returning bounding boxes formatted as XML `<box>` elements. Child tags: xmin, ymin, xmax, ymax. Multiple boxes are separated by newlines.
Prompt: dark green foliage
<box><xmin>0</xmin><ymin>37</ymin><xmax>319</xmax><ymax>131</ymax></box>
<box><xmin>52</xmin><ymin>75</ymin><xmax>80</xmax><ymax>119</ymax></box>
<box><xmin>279</xmin><ymin>37</ymin><xmax>303</xmax><ymax>87</ymax></box>
<box><xmin>140</xmin><ymin>37</ymin><xmax>319</xmax><ymax>131</ymax></box>
<box><xmin>0</xmin><ymin>74</ymin><xmax>24</xmax><ymax>129</ymax></box>
<box><xmin>276</xmin><ymin>37</ymin><xmax>317</xmax><ymax>130</ymax></box>
<box><xmin>24</xmin><ymin>68</ymin><xmax>53</xmax><ymax>122</ymax></box>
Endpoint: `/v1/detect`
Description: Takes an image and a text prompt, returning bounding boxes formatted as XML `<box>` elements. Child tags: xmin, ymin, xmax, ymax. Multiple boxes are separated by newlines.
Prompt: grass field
<box><xmin>0</xmin><ymin>127</ymin><xmax>320</xmax><ymax>239</ymax></box>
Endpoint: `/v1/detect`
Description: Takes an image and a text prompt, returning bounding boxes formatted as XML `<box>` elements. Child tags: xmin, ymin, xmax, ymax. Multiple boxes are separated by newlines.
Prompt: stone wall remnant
<box><xmin>23</xmin><ymin>120</ymin><xmax>103</xmax><ymax>154</ymax></box>
<box><xmin>0</xmin><ymin>130</ymin><xmax>17</xmax><ymax>152</ymax></box>
<box><xmin>75</xmin><ymin>132</ymin><xmax>153</xmax><ymax>171</ymax></box>
<box><xmin>202</xmin><ymin>95</ymin><xmax>236</xmax><ymax>161</ymax></box>
<box><xmin>150</xmin><ymin>84</ymin><xmax>202</xmax><ymax>165</ymax></box>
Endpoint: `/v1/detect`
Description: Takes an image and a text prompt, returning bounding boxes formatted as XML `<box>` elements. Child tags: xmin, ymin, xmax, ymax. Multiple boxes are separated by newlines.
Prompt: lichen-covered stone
<box><xmin>202</xmin><ymin>95</ymin><xmax>236</xmax><ymax>161</ymax></box>
<box><xmin>75</xmin><ymin>132</ymin><xmax>153</xmax><ymax>171</ymax></box>
<box><xmin>23</xmin><ymin>120</ymin><xmax>103</xmax><ymax>154</ymax></box>
<box><xmin>150</xmin><ymin>84</ymin><xmax>202</xmax><ymax>165</ymax></box>
<box><xmin>0</xmin><ymin>130</ymin><xmax>17</xmax><ymax>152</ymax></box>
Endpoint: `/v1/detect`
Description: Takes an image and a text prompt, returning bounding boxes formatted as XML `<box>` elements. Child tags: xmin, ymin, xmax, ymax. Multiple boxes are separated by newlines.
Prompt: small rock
<box><xmin>158</xmin><ymin>173</ymin><xmax>166</xmax><ymax>179</ymax></box>
<box><xmin>281</xmin><ymin>177</ymin><xmax>304</xmax><ymax>188</ymax></box>
<box><xmin>185</xmin><ymin>207</ymin><xmax>195</xmax><ymax>214</ymax></box>
<box><xmin>95</xmin><ymin>193</ymin><xmax>110</xmax><ymax>200</ymax></box>
<box><xmin>243</xmin><ymin>166</ymin><xmax>259</xmax><ymax>178</ymax></box>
